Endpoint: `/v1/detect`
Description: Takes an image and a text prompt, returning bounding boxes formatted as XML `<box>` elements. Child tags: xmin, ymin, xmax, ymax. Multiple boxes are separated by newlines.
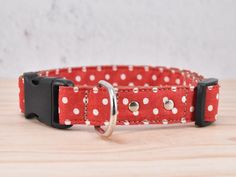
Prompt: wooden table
<box><xmin>0</xmin><ymin>79</ymin><xmax>235</xmax><ymax>177</ymax></box>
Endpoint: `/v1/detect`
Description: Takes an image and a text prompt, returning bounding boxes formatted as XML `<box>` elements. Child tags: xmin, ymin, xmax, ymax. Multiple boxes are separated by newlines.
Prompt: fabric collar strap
<box><xmin>18</xmin><ymin>66</ymin><xmax>220</xmax><ymax>137</ymax></box>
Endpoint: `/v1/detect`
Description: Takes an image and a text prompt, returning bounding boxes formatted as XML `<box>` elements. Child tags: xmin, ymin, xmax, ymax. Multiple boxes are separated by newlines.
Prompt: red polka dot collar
<box><xmin>18</xmin><ymin>65</ymin><xmax>220</xmax><ymax>137</ymax></box>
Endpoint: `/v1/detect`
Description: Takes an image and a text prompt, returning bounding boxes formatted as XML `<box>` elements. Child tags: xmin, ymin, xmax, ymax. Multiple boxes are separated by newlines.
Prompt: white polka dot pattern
<box><xmin>64</xmin><ymin>119</ymin><xmax>71</xmax><ymax>125</ymax></box>
<box><xmin>208</xmin><ymin>105</ymin><xmax>213</xmax><ymax>112</ymax></box>
<box><xmin>102</xmin><ymin>98</ymin><xmax>108</xmax><ymax>105</ymax></box>
<box><xmin>73</xmin><ymin>108</ymin><xmax>80</xmax><ymax>115</ymax></box>
<box><xmin>164</xmin><ymin>76</ymin><xmax>170</xmax><ymax>82</ymax></box>
<box><xmin>120</xmin><ymin>73</ymin><xmax>126</xmax><ymax>80</ymax></box>
<box><xmin>85</xmin><ymin>120</ymin><xmax>90</xmax><ymax>125</ymax></box>
<box><xmin>137</xmin><ymin>74</ymin><xmax>142</xmax><ymax>80</ymax></box>
<box><xmin>93</xmin><ymin>109</ymin><xmax>99</xmax><ymax>116</ymax></box>
<box><xmin>105</xmin><ymin>74</ymin><xmax>110</xmax><ymax>80</ymax></box>
<box><xmin>175</xmin><ymin>78</ymin><xmax>180</xmax><ymax>85</ymax></box>
<box><xmin>152</xmin><ymin>87</ymin><xmax>158</xmax><ymax>93</ymax></box>
<box><xmin>152</xmin><ymin>75</ymin><xmax>157</xmax><ymax>81</ymax></box>
<box><xmin>172</xmin><ymin>108</ymin><xmax>178</xmax><ymax>114</ymax></box>
<box><xmin>190</xmin><ymin>106</ymin><xmax>194</xmax><ymax>112</ymax></box>
<box><xmin>89</xmin><ymin>75</ymin><xmax>95</xmax><ymax>81</ymax></box>
<box><xmin>93</xmin><ymin>87</ymin><xmax>98</xmax><ymax>94</ymax></box>
<box><xmin>18</xmin><ymin>66</ymin><xmax>220</xmax><ymax>127</ymax></box>
<box><xmin>123</xmin><ymin>98</ymin><xmax>129</xmax><ymax>105</ymax></box>
<box><xmin>133</xmin><ymin>87</ymin><xmax>139</xmax><ymax>93</ymax></box>
<box><xmin>133</xmin><ymin>111</ymin><xmax>139</xmax><ymax>116</ymax></box>
<box><xmin>181</xmin><ymin>96</ymin><xmax>187</xmax><ymax>103</ymax></box>
<box><xmin>143</xmin><ymin>98</ymin><xmax>149</xmax><ymax>104</ymax></box>
<box><xmin>153</xmin><ymin>108</ymin><xmax>159</xmax><ymax>115</ymax></box>
<box><xmin>75</xmin><ymin>76</ymin><xmax>81</xmax><ymax>82</ymax></box>
<box><xmin>62</xmin><ymin>97</ymin><xmax>68</xmax><ymax>104</ymax></box>
<box><xmin>73</xmin><ymin>87</ymin><xmax>79</xmax><ymax>93</ymax></box>
<box><xmin>128</xmin><ymin>65</ymin><xmax>133</xmax><ymax>71</ymax></box>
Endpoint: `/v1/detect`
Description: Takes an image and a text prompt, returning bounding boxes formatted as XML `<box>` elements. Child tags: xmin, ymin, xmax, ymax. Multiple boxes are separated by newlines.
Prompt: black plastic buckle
<box><xmin>23</xmin><ymin>72</ymin><xmax>74</xmax><ymax>129</ymax></box>
<box><xmin>195</xmin><ymin>78</ymin><xmax>218</xmax><ymax>127</ymax></box>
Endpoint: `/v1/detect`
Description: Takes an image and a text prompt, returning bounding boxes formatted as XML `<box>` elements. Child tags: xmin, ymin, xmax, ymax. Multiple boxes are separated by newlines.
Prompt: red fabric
<box><xmin>18</xmin><ymin>65</ymin><xmax>220</xmax><ymax>126</ymax></box>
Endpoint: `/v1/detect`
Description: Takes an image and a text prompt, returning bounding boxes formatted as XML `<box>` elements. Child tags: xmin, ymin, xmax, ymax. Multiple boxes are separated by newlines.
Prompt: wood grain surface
<box><xmin>0</xmin><ymin>79</ymin><xmax>235</xmax><ymax>177</ymax></box>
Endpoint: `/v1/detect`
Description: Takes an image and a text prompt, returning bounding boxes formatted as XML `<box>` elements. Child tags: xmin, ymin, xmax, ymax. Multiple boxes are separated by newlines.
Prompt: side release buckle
<box><xmin>195</xmin><ymin>78</ymin><xmax>218</xmax><ymax>127</ymax></box>
<box><xmin>23</xmin><ymin>72</ymin><xmax>74</xmax><ymax>129</ymax></box>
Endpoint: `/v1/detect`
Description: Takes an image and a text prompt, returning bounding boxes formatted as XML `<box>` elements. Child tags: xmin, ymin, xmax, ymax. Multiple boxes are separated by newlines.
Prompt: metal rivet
<box><xmin>129</xmin><ymin>101</ymin><xmax>139</xmax><ymax>112</ymax></box>
<box><xmin>164</xmin><ymin>99</ymin><xmax>174</xmax><ymax>110</ymax></box>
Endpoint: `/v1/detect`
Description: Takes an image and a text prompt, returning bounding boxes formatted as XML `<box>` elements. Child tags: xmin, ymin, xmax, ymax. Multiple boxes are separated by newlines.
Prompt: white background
<box><xmin>0</xmin><ymin>0</ymin><xmax>235</xmax><ymax>78</ymax></box>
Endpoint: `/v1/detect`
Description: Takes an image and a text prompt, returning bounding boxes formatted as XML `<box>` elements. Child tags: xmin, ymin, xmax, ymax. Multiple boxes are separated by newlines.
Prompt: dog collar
<box><xmin>18</xmin><ymin>66</ymin><xmax>220</xmax><ymax>137</ymax></box>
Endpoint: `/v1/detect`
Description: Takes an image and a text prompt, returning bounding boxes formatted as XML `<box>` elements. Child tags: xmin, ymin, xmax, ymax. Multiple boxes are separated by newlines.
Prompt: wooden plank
<box><xmin>0</xmin><ymin>79</ymin><xmax>235</xmax><ymax>177</ymax></box>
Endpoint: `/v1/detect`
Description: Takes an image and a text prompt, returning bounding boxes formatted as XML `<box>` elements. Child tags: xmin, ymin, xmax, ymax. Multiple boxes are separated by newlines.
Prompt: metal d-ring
<box><xmin>94</xmin><ymin>80</ymin><xmax>118</xmax><ymax>137</ymax></box>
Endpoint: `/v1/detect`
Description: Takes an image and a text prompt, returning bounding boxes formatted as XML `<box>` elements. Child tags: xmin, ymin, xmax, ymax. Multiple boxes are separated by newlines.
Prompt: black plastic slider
<box><xmin>195</xmin><ymin>78</ymin><xmax>218</xmax><ymax>127</ymax></box>
<box><xmin>23</xmin><ymin>72</ymin><xmax>74</xmax><ymax>129</ymax></box>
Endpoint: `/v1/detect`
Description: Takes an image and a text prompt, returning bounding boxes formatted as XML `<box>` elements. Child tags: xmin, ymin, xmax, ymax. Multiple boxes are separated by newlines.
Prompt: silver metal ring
<box><xmin>94</xmin><ymin>80</ymin><xmax>118</xmax><ymax>137</ymax></box>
